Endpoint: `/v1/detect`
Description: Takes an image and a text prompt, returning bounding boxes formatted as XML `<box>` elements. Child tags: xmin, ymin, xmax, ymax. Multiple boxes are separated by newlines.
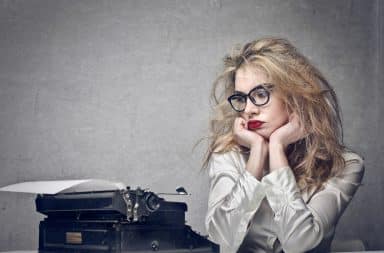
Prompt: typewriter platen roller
<box><xmin>36</xmin><ymin>186</ymin><xmax>219</xmax><ymax>253</ymax></box>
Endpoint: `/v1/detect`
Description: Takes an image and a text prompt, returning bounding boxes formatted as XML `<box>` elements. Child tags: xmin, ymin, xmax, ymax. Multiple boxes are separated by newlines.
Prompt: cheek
<box><xmin>270</xmin><ymin>105</ymin><xmax>289</xmax><ymax>128</ymax></box>
<box><xmin>269</xmin><ymin>117</ymin><xmax>287</xmax><ymax>133</ymax></box>
<box><xmin>280</xmin><ymin>112</ymin><xmax>290</xmax><ymax>124</ymax></box>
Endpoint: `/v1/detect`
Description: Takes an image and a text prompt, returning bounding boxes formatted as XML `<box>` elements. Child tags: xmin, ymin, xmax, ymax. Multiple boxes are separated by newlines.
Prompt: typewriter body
<box><xmin>36</xmin><ymin>186</ymin><xmax>218</xmax><ymax>253</ymax></box>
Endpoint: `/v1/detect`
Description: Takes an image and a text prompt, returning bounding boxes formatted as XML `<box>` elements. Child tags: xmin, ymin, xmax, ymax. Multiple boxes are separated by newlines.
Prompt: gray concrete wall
<box><xmin>0</xmin><ymin>0</ymin><xmax>382</xmax><ymax>250</ymax></box>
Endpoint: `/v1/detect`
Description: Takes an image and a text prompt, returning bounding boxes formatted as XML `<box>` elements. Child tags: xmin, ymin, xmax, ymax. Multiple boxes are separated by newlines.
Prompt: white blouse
<box><xmin>205</xmin><ymin>150</ymin><xmax>364</xmax><ymax>253</ymax></box>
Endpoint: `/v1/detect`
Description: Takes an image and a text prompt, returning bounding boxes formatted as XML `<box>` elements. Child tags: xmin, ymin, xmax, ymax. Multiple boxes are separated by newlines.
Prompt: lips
<box><xmin>247</xmin><ymin>120</ymin><xmax>264</xmax><ymax>130</ymax></box>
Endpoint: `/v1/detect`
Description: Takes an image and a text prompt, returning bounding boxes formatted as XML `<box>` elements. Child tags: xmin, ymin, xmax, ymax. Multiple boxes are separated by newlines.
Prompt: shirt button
<box><xmin>267</xmin><ymin>236</ymin><xmax>276</xmax><ymax>248</ymax></box>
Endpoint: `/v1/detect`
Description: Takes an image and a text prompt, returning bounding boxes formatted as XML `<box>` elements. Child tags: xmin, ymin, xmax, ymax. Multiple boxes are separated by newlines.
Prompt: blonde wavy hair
<box><xmin>202</xmin><ymin>37</ymin><xmax>346</xmax><ymax>191</ymax></box>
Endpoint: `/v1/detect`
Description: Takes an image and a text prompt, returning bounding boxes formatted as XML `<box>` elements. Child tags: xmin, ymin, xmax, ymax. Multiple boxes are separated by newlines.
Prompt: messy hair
<box><xmin>202</xmin><ymin>37</ymin><xmax>345</xmax><ymax>191</ymax></box>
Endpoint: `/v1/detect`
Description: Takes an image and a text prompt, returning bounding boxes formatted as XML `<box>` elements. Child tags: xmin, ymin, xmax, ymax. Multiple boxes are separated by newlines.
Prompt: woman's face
<box><xmin>234</xmin><ymin>66</ymin><xmax>289</xmax><ymax>139</ymax></box>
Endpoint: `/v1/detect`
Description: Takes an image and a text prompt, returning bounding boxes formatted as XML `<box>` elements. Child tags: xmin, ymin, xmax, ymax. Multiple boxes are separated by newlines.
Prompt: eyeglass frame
<box><xmin>227</xmin><ymin>83</ymin><xmax>274</xmax><ymax>112</ymax></box>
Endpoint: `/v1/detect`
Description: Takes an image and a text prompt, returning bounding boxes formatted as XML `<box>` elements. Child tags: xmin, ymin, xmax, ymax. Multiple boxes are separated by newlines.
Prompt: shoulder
<box><xmin>210</xmin><ymin>150</ymin><xmax>243</xmax><ymax>163</ymax></box>
<box><xmin>320</xmin><ymin>150</ymin><xmax>365</xmax><ymax>198</ymax></box>
<box><xmin>342</xmin><ymin>150</ymin><xmax>365</xmax><ymax>174</ymax></box>
<box><xmin>343</xmin><ymin>150</ymin><xmax>364</xmax><ymax>164</ymax></box>
<box><xmin>208</xmin><ymin>150</ymin><xmax>247</xmax><ymax>178</ymax></box>
<box><xmin>330</xmin><ymin>151</ymin><xmax>365</xmax><ymax>186</ymax></box>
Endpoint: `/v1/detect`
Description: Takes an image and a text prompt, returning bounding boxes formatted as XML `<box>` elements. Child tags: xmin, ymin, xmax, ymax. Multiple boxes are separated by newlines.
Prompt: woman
<box><xmin>203</xmin><ymin>38</ymin><xmax>364</xmax><ymax>253</ymax></box>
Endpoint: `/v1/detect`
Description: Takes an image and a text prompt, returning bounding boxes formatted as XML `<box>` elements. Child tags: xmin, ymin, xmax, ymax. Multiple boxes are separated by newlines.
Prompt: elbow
<box><xmin>205</xmin><ymin>214</ymin><xmax>234</xmax><ymax>248</ymax></box>
<box><xmin>281</xmin><ymin>239</ymin><xmax>321</xmax><ymax>253</ymax></box>
<box><xmin>280</xmin><ymin>222</ymin><xmax>325</xmax><ymax>253</ymax></box>
<box><xmin>281</xmin><ymin>240</ymin><xmax>316</xmax><ymax>253</ymax></box>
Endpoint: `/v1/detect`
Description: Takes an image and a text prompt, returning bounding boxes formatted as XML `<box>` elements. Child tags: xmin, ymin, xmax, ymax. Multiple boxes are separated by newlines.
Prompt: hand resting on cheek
<box><xmin>269</xmin><ymin>113</ymin><xmax>307</xmax><ymax>150</ymax></box>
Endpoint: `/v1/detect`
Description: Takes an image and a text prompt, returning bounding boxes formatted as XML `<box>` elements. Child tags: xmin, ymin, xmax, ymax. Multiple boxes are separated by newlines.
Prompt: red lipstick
<box><xmin>248</xmin><ymin>120</ymin><xmax>264</xmax><ymax>130</ymax></box>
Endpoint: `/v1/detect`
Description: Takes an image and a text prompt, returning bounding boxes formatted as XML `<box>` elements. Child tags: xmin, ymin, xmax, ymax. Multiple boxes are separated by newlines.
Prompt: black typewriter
<box><xmin>36</xmin><ymin>185</ymin><xmax>219</xmax><ymax>253</ymax></box>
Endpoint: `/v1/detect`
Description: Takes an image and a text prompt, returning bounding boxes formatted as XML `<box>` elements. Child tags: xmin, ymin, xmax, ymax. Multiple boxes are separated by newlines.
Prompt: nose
<box><xmin>243</xmin><ymin>97</ymin><xmax>260</xmax><ymax>116</ymax></box>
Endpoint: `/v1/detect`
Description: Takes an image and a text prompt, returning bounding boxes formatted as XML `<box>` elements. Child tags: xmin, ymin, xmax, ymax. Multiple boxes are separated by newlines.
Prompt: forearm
<box><xmin>246</xmin><ymin>141</ymin><xmax>268</xmax><ymax>180</ymax></box>
<box><xmin>261</xmin><ymin>153</ymin><xmax>364</xmax><ymax>252</ymax></box>
<box><xmin>206</xmin><ymin>149</ymin><xmax>275</xmax><ymax>251</ymax></box>
<box><xmin>206</xmin><ymin>168</ymin><xmax>265</xmax><ymax>249</ymax></box>
<box><xmin>269</xmin><ymin>141</ymin><xmax>289</xmax><ymax>171</ymax></box>
<box><xmin>262</xmin><ymin>167</ymin><xmax>325</xmax><ymax>252</ymax></box>
<box><xmin>266</xmin><ymin>143</ymin><xmax>323</xmax><ymax>251</ymax></box>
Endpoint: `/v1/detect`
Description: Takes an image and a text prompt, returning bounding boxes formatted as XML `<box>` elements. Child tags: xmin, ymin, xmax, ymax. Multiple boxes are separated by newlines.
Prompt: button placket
<box><xmin>273</xmin><ymin>212</ymin><xmax>281</xmax><ymax>221</ymax></box>
<box><xmin>267</xmin><ymin>236</ymin><xmax>277</xmax><ymax>249</ymax></box>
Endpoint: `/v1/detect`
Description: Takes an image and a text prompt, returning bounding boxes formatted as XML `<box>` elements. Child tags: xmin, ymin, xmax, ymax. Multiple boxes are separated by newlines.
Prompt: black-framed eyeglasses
<box><xmin>227</xmin><ymin>83</ymin><xmax>274</xmax><ymax>112</ymax></box>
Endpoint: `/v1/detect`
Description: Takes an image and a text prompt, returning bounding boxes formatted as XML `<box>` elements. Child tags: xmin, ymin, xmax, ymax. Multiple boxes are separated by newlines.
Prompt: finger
<box><xmin>300</xmin><ymin>125</ymin><xmax>309</xmax><ymax>138</ymax></box>
<box><xmin>289</xmin><ymin>113</ymin><xmax>303</xmax><ymax>129</ymax></box>
<box><xmin>233</xmin><ymin>118</ymin><xmax>240</xmax><ymax>133</ymax></box>
<box><xmin>239</xmin><ymin>118</ymin><xmax>247</xmax><ymax>129</ymax></box>
<box><xmin>291</xmin><ymin>114</ymin><xmax>308</xmax><ymax>139</ymax></box>
<box><xmin>234</xmin><ymin>117</ymin><xmax>246</xmax><ymax>131</ymax></box>
<box><xmin>289</xmin><ymin>113</ymin><xmax>299</xmax><ymax>123</ymax></box>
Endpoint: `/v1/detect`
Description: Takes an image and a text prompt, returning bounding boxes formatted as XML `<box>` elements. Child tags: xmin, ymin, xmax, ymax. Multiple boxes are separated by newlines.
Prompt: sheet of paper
<box><xmin>0</xmin><ymin>179</ymin><xmax>125</xmax><ymax>194</ymax></box>
<box><xmin>60</xmin><ymin>179</ymin><xmax>126</xmax><ymax>193</ymax></box>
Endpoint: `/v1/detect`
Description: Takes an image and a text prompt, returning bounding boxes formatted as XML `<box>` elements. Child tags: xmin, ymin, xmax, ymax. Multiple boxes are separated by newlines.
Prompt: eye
<box><xmin>228</xmin><ymin>95</ymin><xmax>246</xmax><ymax>111</ymax></box>
<box><xmin>250</xmin><ymin>89</ymin><xmax>268</xmax><ymax>99</ymax></box>
<box><xmin>231</xmin><ymin>95</ymin><xmax>246</xmax><ymax>103</ymax></box>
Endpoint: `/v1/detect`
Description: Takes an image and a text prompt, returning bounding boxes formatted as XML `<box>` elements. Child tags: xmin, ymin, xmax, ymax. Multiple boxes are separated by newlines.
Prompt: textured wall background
<box><xmin>0</xmin><ymin>0</ymin><xmax>383</xmax><ymax>250</ymax></box>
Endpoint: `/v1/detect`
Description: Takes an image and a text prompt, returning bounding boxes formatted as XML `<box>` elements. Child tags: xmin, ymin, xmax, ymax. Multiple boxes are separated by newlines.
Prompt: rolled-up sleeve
<box><xmin>205</xmin><ymin>151</ymin><xmax>266</xmax><ymax>251</ymax></box>
<box><xmin>261</xmin><ymin>152</ymin><xmax>365</xmax><ymax>253</ymax></box>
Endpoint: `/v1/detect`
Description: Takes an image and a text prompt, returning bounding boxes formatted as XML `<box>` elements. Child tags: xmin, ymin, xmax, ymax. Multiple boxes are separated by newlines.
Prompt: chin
<box><xmin>255</xmin><ymin>129</ymin><xmax>272</xmax><ymax>140</ymax></box>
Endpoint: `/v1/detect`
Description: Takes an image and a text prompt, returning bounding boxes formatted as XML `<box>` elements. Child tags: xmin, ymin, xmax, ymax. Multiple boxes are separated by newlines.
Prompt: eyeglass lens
<box><xmin>228</xmin><ymin>85</ymin><xmax>270</xmax><ymax>112</ymax></box>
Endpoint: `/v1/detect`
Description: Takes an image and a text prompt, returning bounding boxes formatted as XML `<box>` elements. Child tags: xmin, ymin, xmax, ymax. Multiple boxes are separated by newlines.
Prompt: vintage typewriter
<box><xmin>35</xmin><ymin>182</ymin><xmax>219</xmax><ymax>253</ymax></box>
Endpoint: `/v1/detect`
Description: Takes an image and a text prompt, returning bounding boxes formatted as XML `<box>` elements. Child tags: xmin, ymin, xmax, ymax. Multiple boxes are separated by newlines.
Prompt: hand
<box><xmin>233</xmin><ymin>117</ymin><xmax>267</xmax><ymax>149</ymax></box>
<box><xmin>269</xmin><ymin>113</ymin><xmax>307</xmax><ymax>150</ymax></box>
<box><xmin>233</xmin><ymin>117</ymin><xmax>269</xmax><ymax>179</ymax></box>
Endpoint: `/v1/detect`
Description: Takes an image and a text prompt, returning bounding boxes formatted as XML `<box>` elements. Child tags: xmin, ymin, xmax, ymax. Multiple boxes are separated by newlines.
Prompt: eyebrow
<box><xmin>234</xmin><ymin>84</ymin><xmax>267</xmax><ymax>94</ymax></box>
<box><xmin>233</xmin><ymin>90</ymin><xmax>247</xmax><ymax>95</ymax></box>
